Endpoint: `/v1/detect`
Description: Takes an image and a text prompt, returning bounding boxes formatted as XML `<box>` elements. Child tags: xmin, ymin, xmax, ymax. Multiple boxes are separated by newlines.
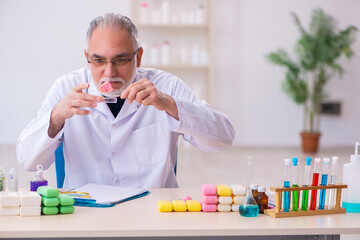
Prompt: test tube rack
<box><xmin>264</xmin><ymin>184</ymin><xmax>347</xmax><ymax>218</ymax></box>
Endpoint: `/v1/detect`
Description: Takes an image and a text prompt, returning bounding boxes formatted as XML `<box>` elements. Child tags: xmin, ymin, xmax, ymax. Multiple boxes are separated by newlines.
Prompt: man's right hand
<box><xmin>48</xmin><ymin>83</ymin><xmax>104</xmax><ymax>138</ymax></box>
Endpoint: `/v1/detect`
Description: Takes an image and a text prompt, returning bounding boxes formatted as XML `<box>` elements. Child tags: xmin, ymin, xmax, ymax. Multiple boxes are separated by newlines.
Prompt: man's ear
<box><xmin>136</xmin><ymin>47</ymin><xmax>143</xmax><ymax>67</ymax></box>
<box><xmin>84</xmin><ymin>50</ymin><xmax>90</xmax><ymax>68</ymax></box>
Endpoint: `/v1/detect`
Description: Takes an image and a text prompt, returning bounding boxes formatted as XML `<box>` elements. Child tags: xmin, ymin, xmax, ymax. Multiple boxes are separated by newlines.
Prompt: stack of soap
<box><xmin>0</xmin><ymin>192</ymin><xmax>20</xmax><ymax>216</ymax></box>
<box><xmin>37</xmin><ymin>186</ymin><xmax>75</xmax><ymax>215</ymax></box>
<box><xmin>201</xmin><ymin>184</ymin><xmax>217</xmax><ymax>212</ymax></box>
<box><xmin>158</xmin><ymin>197</ymin><xmax>201</xmax><ymax>212</ymax></box>
<box><xmin>231</xmin><ymin>184</ymin><xmax>246</xmax><ymax>212</ymax></box>
<box><xmin>19</xmin><ymin>191</ymin><xmax>41</xmax><ymax>216</ymax></box>
<box><xmin>216</xmin><ymin>185</ymin><xmax>233</xmax><ymax>212</ymax></box>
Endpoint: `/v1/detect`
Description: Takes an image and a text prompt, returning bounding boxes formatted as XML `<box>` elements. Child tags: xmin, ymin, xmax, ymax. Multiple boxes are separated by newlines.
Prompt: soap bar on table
<box><xmin>58</xmin><ymin>194</ymin><xmax>75</xmax><ymax>206</ymax></box>
<box><xmin>0</xmin><ymin>192</ymin><xmax>20</xmax><ymax>207</ymax></box>
<box><xmin>59</xmin><ymin>205</ymin><xmax>75</xmax><ymax>214</ymax></box>
<box><xmin>42</xmin><ymin>206</ymin><xmax>59</xmax><ymax>215</ymax></box>
<box><xmin>19</xmin><ymin>191</ymin><xmax>41</xmax><ymax>206</ymax></box>
<box><xmin>37</xmin><ymin>186</ymin><xmax>59</xmax><ymax>198</ymax></box>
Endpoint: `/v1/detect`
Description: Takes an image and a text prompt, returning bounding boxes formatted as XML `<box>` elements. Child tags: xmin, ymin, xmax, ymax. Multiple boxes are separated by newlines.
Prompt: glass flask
<box><xmin>239</xmin><ymin>156</ymin><xmax>259</xmax><ymax>217</ymax></box>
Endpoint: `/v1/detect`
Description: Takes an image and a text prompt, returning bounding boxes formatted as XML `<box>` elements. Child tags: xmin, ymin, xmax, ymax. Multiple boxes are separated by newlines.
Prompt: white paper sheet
<box><xmin>74</xmin><ymin>183</ymin><xmax>148</xmax><ymax>205</ymax></box>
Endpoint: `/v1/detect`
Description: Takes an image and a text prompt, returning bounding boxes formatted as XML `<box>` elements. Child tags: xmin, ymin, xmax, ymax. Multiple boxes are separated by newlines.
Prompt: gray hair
<box><xmin>86</xmin><ymin>13</ymin><xmax>139</xmax><ymax>51</ymax></box>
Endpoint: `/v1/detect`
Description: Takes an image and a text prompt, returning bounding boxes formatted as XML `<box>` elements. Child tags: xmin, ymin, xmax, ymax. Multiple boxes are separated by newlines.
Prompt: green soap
<box><xmin>42</xmin><ymin>196</ymin><xmax>60</xmax><ymax>207</ymax></box>
<box><xmin>58</xmin><ymin>194</ymin><xmax>75</xmax><ymax>206</ymax></box>
<box><xmin>42</xmin><ymin>206</ymin><xmax>59</xmax><ymax>215</ymax></box>
<box><xmin>37</xmin><ymin>186</ymin><xmax>59</xmax><ymax>198</ymax></box>
<box><xmin>58</xmin><ymin>205</ymin><xmax>75</xmax><ymax>214</ymax></box>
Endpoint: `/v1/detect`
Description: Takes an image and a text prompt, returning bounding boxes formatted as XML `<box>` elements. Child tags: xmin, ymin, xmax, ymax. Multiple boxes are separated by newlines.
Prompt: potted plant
<box><xmin>267</xmin><ymin>8</ymin><xmax>357</xmax><ymax>153</ymax></box>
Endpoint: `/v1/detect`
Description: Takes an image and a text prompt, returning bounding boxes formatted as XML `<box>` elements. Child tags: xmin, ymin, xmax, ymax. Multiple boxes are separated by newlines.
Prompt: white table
<box><xmin>1</xmin><ymin>188</ymin><xmax>359</xmax><ymax>239</ymax></box>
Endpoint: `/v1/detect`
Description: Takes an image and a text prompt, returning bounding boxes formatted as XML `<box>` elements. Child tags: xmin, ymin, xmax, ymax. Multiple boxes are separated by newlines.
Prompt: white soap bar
<box><xmin>218</xmin><ymin>196</ymin><xmax>232</xmax><ymax>204</ymax></box>
<box><xmin>232</xmin><ymin>204</ymin><xmax>240</xmax><ymax>212</ymax></box>
<box><xmin>0</xmin><ymin>192</ymin><xmax>20</xmax><ymax>207</ymax></box>
<box><xmin>230</xmin><ymin>184</ymin><xmax>246</xmax><ymax>196</ymax></box>
<box><xmin>19</xmin><ymin>191</ymin><xmax>41</xmax><ymax>206</ymax></box>
<box><xmin>0</xmin><ymin>207</ymin><xmax>19</xmax><ymax>216</ymax></box>
<box><xmin>20</xmin><ymin>206</ymin><xmax>41</xmax><ymax>217</ymax></box>
<box><xmin>233</xmin><ymin>196</ymin><xmax>245</xmax><ymax>204</ymax></box>
<box><xmin>217</xmin><ymin>204</ymin><xmax>231</xmax><ymax>212</ymax></box>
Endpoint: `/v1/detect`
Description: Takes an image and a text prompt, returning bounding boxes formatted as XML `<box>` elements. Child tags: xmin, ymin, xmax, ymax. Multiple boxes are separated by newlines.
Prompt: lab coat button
<box><xmin>115</xmin><ymin>178</ymin><xmax>120</xmax><ymax>183</ymax></box>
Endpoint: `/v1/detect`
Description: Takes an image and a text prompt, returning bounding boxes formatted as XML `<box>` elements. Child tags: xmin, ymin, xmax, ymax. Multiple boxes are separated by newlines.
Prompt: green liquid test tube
<box><xmin>292</xmin><ymin>158</ymin><xmax>299</xmax><ymax>211</ymax></box>
<box><xmin>301</xmin><ymin>157</ymin><xmax>312</xmax><ymax>211</ymax></box>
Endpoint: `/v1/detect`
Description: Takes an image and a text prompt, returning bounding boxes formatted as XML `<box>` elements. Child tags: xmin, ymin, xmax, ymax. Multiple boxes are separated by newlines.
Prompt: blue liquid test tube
<box><xmin>283</xmin><ymin>158</ymin><xmax>291</xmax><ymax>212</ymax></box>
<box><xmin>319</xmin><ymin>158</ymin><xmax>330</xmax><ymax>210</ymax></box>
<box><xmin>327</xmin><ymin>156</ymin><xmax>338</xmax><ymax>209</ymax></box>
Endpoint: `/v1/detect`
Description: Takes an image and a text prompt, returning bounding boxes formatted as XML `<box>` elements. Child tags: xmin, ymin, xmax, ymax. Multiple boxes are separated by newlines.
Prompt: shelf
<box><xmin>142</xmin><ymin>64</ymin><xmax>209</xmax><ymax>70</ymax></box>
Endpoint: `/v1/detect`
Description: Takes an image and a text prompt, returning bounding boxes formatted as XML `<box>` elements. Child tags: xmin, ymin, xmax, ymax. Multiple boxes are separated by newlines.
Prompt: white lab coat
<box><xmin>17</xmin><ymin>67</ymin><xmax>235</xmax><ymax>188</ymax></box>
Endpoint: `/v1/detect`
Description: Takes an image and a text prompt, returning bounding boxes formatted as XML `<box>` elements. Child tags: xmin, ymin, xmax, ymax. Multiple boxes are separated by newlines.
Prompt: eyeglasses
<box><xmin>87</xmin><ymin>48</ymin><xmax>139</xmax><ymax>68</ymax></box>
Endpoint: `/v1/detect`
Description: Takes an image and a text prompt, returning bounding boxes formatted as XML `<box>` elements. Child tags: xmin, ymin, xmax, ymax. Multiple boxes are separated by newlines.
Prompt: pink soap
<box><xmin>201</xmin><ymin>203</ymin><xmax>217</xmax><ymax>212</ymax></box>
<box><xmin>201</xmin><ymin>194</ymin><xmax>218</xmax><ymax>204</ymax></box>
<box><xmin>99</xmin><ymin>81</ymin><xmax>113</xmax><ymax>93</ymax></box>
<box><xmin>182</xmin><ymin>195</ymin><xmax>192</xmax><ymax>201</ymax></box>
<box><xmin>201</xmin><ymin>184</ymin><xmax>217</xmax><ymax>195</ymax></box>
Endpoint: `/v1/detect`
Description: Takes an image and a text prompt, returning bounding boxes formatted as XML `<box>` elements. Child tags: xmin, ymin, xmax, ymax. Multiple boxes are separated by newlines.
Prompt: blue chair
<box><xmin>54</xmin><ymin>143</ymin><xmax>65</xmax><ymax>188</ymax></box>
<box><xmin>54</xmin><ymin>143</ymin><xmax>178</xmax><ymax>188</ymax></box>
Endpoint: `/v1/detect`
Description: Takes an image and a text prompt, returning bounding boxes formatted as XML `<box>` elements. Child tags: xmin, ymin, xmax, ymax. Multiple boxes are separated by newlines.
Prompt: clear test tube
<box><xmin>327</xmin><ymin>156</ymin><xmax>338</xmax><ymax>209</ymax></box>
<box><xmin>301</xmin><ymin>157</ymin><xmax>312</xmax><ymax>211</ymax></box>
<box><xmin>283</xmin><ymin>158</ymin><xmax>291</xmax><ymax>212</ymax></box>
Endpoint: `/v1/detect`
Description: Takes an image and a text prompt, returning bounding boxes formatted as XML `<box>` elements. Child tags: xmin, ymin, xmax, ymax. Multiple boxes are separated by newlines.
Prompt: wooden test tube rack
<box><xmin>264</xmin><ymin>184</ymin><xmax>347</xmax><ymax>218</ymax></box>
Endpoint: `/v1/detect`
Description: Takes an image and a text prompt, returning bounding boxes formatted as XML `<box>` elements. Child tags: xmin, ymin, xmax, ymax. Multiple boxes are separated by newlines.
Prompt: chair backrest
<box><xmin>54</xmin><ymin>143</ymin><xmax>178</xmax><ymax>188</ymax></box>
<box><xmin>54</xmin><ymin>142</ymin><xmax>65</xmax><ymax>188</ymax></box>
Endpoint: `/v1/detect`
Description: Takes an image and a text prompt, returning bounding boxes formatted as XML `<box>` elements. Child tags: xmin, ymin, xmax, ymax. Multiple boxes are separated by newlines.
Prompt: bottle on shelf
<box><xmin>161</xmin><ymin>1</ymin><xmax>169</xmax><ymax>24</ymax></box>
<box><xmin>139</xmin><ymin>3</ymin><xmax>149</xmax><ymax>24</ymax></box>
<box><xmin>161</xmin><ymin>40</ymin><xmax>170</xmax><ymax>65</ymax></box>
<box><xmin>150</xmin><ymin>44</ymin><xmax>159</xmax><ymax>65</ymax></box>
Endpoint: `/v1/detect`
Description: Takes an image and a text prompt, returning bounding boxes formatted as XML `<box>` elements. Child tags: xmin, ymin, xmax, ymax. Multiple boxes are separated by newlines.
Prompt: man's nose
<box><xmin>103</xmin><ymin>62</ymin><xmax>117</xmax><ymax>77</ymax></box>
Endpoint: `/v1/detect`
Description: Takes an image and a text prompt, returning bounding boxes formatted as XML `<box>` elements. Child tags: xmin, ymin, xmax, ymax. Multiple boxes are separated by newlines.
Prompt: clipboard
<box><xmin>70</xmin><ymin>183</ymin><xmax>150</xmax><ymax>208</ymax></box>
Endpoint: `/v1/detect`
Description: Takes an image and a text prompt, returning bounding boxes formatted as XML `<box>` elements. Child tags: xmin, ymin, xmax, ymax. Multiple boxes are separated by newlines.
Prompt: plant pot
<box><xmin>300</xmin><ymin>132</ymin><xmax>321</xmax><ymax>153</ymax></box>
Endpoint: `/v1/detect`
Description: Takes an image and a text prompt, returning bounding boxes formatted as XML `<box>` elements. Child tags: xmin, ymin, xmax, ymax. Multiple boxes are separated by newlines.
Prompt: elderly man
<box><xmin>17</xmin><ymin>13</ymin><xmax>235</xmax><ymax>188</ymax></box>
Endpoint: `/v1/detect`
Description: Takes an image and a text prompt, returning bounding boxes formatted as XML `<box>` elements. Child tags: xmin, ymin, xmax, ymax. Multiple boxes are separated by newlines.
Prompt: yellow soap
<box><xmin>216</xmin><ymin>185</ymin><xmax>233</xmax><ymax>196</ymax></box>
<box><xmin>186</xmin><ymin>200</ymin><xmax>201</xmax><ymax>212</ymax></box>
<box><xmin>172</xmin><ymin>200</ymin><xmax>187</xmax><ymax>212</ymax></box>
<box><xmin>157</xmin><ymin>201</ymin><xmax>173</xmax><ymax>212</ymax></box>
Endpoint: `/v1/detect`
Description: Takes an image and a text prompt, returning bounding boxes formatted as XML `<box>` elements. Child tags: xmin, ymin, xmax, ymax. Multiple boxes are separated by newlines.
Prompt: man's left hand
<box><xmin>121</xmin><ymin>78</ymin><xmax>179</xmax><ymax>120</ymax></box>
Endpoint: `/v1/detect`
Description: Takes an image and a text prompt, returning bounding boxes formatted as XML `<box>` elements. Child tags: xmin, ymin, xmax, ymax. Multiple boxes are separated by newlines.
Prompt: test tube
<box><xmin>310</xmin><ymin>158</ymin><xmax>321</xmax><ymax>210</ymax></box>
<box><xmin>283</xmin><ymin>158</ymin><xmax>291</xmax><ymax>212</ymax></box>
<box><xmin>327</xmin><ymin>156</ymin><xmax>338</xmax><ymax>209</ymax></box>
<box><xmin>292</xmin><ymin>158</ymin><xmax>299</xmax><ymax>211</ymax></box>
<box><xmin>319</xmin><ymin>158</ymin><xmax>330</xmax><ymax>210</ymax></box>
<box><xmin>301</xmin><ymin>157</ymin><xmax>312</xmax><ymax>211</ymax></box>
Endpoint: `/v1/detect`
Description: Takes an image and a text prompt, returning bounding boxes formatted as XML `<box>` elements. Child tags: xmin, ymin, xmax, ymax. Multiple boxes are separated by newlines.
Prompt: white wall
<box><xmin>211</xmin><ymin>0</ymin><xmax>360</xmax><ymax>146</ymax></box>
<box><xmin>0</xmin><ymin>0</ymin><xmax>130</xmax><ymax>144</ymax></box>
<box><xmin>0</xmin><ymin>0</ymin><xmax>359</xmax><ymax>147</ymax></box>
